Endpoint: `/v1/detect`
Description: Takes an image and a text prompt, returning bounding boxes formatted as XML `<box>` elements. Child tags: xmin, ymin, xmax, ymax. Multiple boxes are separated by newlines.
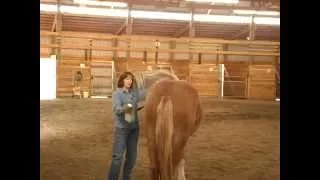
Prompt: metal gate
<box><xmin>222</xmin><ymin>63</ymin><xmax>248</xmax><ymax>99</ymax></box>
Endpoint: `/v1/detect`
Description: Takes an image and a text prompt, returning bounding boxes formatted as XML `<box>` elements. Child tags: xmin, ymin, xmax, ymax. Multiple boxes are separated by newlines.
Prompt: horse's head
<box><xmin>134</xmin><ymin>70</ymin><xmax>179</xmax><ymax>91</ymax></box>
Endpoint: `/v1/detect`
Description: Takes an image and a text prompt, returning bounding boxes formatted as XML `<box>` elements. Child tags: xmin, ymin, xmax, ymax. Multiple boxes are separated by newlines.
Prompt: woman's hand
<box><xmin>123</xmin><ymin>103</ymin><xmax>133</xmax><ymax>113</ymax></box>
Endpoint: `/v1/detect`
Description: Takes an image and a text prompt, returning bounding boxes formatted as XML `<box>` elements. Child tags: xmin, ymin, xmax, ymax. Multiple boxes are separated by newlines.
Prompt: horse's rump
<box><xmin>144</xmin><ymin>80</ymin><xmax>202</xmax><ymax>180</ymax></box>
<box><xmin>145</xmin><ymin>80</ymin><xmax>202</xmax><ymax>131</ymax></box>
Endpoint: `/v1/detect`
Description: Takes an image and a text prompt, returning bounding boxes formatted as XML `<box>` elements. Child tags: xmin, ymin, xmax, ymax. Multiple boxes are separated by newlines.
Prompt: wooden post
<box><xmin>198</xmin><ymin>52</ymin><xmax>202</xmax><ymax>64</ymax></box>
<box><xmin>143</xmin><ymin>50</ymin><xmax>147</xmax><ymax>63</ymax></box>
<box><xmin>247</xmin><ymin>16</ymin><xmax>256</xmax><ymax>99</ymax></box>
<box><xmin>89</xmin><ymin>39</ymin><xmax>92</xmax><ymax>65</ymax></box>
<box><xmin>88</xmin><ymin>39</ymin><xmax>93</xmax><ymax>97</ymax></box>
<box><xmin>249</xmin><ymin>15</ymin><xmax>256</xmax><ymax>41</ymax></box>
<box><xmin>112</xmin><ymin>38</ymin><xmax>118</xmax><ymax>61</ymax></box>
<box><xmin>85</xmin><ymin>48</ymin><xmax>88</xmax><ymax>62</ymax></box>
<box><xmin>216</xmin><ymin>46</ymin><xmax>220</xmax><ymax>65</ymax></box>
<box><xmin>188</xmin><ymin>9</ymin><xmax>195</xmax><ymax>62</ymax></box>
<box><xmin>56</xmin><ymin>0</ymin><xmax>62</xmax><ymax>97</ymax></box>
<box><xmin>56</xmin><ymin>0</ymin><xmax>62</xmax><ymax>60</ymax></box>
<box><xmin>273</xmin><ymin>47</ymin><xmax>280</xmax><ymax>99</ymax></box>
<box><xmin>155</xmin><ymin>40</ymin><xmax>159</xmax><ymax>64</ymax></box>
<box><xmin>220</xmin><ymin>44</ymin><xmax>228</xmax><ymax>100</ymax></box>
<box><xmin>169</xmin><ymin>40</ymin><xmax>176</xmax><ymax>63</ymax></box>
<box><xmin>126</xmin><ymin>5</ymin><xmax>132</xmax><ymax>61</ymax></box>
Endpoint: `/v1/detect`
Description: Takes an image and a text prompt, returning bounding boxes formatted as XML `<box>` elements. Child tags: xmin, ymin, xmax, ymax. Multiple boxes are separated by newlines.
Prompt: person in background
<box><xmin>107</xmin><ymin>71</ymin><xmax>145</xmax><ymax>180</ymax></box>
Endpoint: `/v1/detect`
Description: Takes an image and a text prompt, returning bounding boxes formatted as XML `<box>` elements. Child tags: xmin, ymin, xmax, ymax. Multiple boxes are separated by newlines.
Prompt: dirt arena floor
<box><xmin>40</xmin><ymin>98</ymin><xmax>280</xmax><ymax>180</ymax></box>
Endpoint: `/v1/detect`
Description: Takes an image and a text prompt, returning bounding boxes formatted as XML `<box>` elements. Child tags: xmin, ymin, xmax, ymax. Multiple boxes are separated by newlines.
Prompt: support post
<box><xmin>112</xmin><ymin>38</ymin><xmax>118</xmax><ymax>61</ymax></box>
<box><xmin>155</xmin><ymin>40</ymin><xmax>160</xmax><ymax>64</ymax></box>
<box><xmin>143</xmin><ymin>50</ymin><xmax>147</xmax><ymax>63</ymax></box>
<box><xmin>198</xmin><ymin>52</ymin><xmax>202</xmax><ymax>64</ymax></box>
<box><xmin>169</xmin><ymin>40</ymin><xmax>176</xmax><ymax>63</ymax></box>
<box><xmin>218</xmin><ymin>64</ymin><xmax>225</xmax><ymax>100</ymax></box>
<box><xmin>188</xmin><ymin>9</ymin><xmax>195</xmax><ymax>62</ymax></box>
<box><xmin>126</xmin><ymin>5</ymin><xmax>132</xmax><ymax>60</ymax></box>
<box><xmin>56</xmin><ymin>0</ymin><xmax>62</xmax><ymax>60</ymax></box>
<box><xmin>247</xmin><ymin>15</ymin><xmax>256</xmax><ymax>99</ymax></box>
<box><xmin>56</xmin><ymin>0</ymin><xmax>62</xmax><ymax>97</ymax></box>
<box><xmin>248</xmin><ymin>15</ymin><xmax>256</xmax><ymax>41</ymax></box>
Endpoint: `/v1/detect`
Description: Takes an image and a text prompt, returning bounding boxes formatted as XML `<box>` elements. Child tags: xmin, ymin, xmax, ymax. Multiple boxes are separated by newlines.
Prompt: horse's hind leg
<box><xmin>177</xmin><ymin>158</ymin><xmax>186</xmax><ymax>180</ymax></box>
<box><xmin>147</xmin><ymin>141</ymin><xmax>159</xmax><ymax>180</ymax></box>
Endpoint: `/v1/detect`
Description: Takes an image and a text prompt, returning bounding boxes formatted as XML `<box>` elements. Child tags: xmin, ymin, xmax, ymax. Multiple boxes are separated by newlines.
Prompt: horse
<box><xmin>134</xmin><ymin>70</ymin><xmax>203</xmax><ymax>180</ymax></box>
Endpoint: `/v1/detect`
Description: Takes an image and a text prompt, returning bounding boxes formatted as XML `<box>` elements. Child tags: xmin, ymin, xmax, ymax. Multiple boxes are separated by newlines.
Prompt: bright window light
<box><xmin>74</xmin><ymin>0</ymin><xmax>128</xmax><ymax>8</ymax></box>
<box><xmin>40</xmin><ymin>3</ymin><xmax>280</xmax><ymax>26</ymax></box>
<box><xmin>40</xmin><ymin>57</ymin><xmax>56</xmax><ymax>100</ymax></box>
<box><xmin>194</xmin><ymin>14</ymin><xmax>251</xmax><ymax>24</ymax></box>
<box><xmin>131</xmin><ymin>10</ymin><xmax>192</xmax><ymax>21</ymax></box>
<box><xmin>185</xmin><ymin>0</ymin><xmax>239</xmax><ymax>4</ymax></box>
<box><xmin>233</xmin><ymin>10</ymin><xmax>280</xmax><ymax>16</ymax></box>
<box><xmin>40</xmin><ymin>3</ymin><xmax>57</xmax><ymax>12</ymax></box>
<box><xmin>254</xmin><ymin>17</ymin><xmax>280</xmax><ymax>25</ymax></box>
<box><xmin>61</xmin><ymin>5</ymin><xmax>128</xmax><ymax>17</ymax></box>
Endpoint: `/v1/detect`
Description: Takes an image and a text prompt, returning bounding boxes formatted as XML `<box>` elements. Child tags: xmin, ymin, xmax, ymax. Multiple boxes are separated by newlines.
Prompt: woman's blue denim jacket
<box><xmin>112</xmin><ymin>87</ymin><xmax>146</xmax><ymax>129</ymax></box>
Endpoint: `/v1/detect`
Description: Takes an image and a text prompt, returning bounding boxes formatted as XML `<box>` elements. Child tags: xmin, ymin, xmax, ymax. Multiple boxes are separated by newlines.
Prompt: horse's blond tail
<box><xmin>155</xmin><ymin>96</ymin><xmax>174</xmax><ymax>180</ymax></box>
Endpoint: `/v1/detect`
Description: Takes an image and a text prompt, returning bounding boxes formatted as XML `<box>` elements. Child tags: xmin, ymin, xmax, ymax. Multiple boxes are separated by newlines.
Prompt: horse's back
<box><xmin>148</xmin><ymin>80</ymin><xmax>199</xmax><ymax>99</ymax></box>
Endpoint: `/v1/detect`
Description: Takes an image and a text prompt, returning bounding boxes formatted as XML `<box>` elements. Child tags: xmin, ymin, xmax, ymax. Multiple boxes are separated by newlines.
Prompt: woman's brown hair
<box><xmin>117</xmin><ymin>71</ymin><xmax>137</xmax><ymax>88</ymax></box>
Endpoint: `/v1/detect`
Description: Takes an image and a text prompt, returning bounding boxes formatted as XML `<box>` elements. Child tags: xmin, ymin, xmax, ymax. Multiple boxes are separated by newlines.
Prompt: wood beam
<box><xmin>40</xmin><ymin>30</ymin><xmax>280</xmax><ymax>46</ymax></box>
<box><xmin>115</xmin><ymin>21</ymin><xmax>127</xmax><ymax>35</ymax></box>
<box><xmin>41</xmin><ymin>43</ymin><xmax>280</xmax><ymax>56</ymax></box>
<box><xmin>174</xmin><ymin>23</ymin><xmax>189</xmax><ymax>38</ymax></box>
<box><xmin>51</xmin><ymin>14</ymin><xmax>57</xmax><ymax>32</ymax></box>
<box><xmin>231</xmin><ymin>28</ymin><xmax>249</xmax><ymax>40</ymax></box>
<box><xmin>50</xmin><ymin>13</ymin><xmax>57</xmax><ymax>55</ymax></box>
<box><xmin>248</xmin><ymin>16</ymin><xmax>256</xmax><ymax>41</ymax></box>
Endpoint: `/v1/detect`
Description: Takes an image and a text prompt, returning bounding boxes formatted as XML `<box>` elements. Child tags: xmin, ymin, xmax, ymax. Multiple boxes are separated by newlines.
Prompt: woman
<box><xmin>107</xmin><ymin>71</ymin><xmax>145</xmax><ymax>180</ymax></box>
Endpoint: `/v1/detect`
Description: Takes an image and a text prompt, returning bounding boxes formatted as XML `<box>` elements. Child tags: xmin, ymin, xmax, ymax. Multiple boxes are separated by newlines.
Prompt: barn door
<box><xmin>90</xmin><ymin>61</ymin><xmax>115</xmax><ymax>97</ymax></box>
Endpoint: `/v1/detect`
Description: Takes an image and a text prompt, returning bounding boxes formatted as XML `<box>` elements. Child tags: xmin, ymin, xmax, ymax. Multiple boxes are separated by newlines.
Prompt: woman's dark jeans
<box><xmin>107</xmin><ymin>127</ymin><xmax>139</xmax><ymax>180</ymax></box>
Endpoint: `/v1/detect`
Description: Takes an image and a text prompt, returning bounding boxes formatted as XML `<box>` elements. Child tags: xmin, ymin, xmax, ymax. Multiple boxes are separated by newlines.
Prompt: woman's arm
<box><xmin>112</xmin><ymin>92</ymin><xmax>124</xmax><ymax>115</ymax></box>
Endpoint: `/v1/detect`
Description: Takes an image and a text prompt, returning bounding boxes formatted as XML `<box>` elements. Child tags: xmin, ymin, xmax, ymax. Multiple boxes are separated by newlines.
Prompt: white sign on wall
<box><xmin>40</xmin><ymin>57</ymin><xmax>56</xmax><ymax>100</ymax></box>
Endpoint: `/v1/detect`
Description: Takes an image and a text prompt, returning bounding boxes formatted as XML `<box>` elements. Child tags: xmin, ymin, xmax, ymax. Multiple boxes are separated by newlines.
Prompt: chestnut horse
<box><xmin>135</xmin><ymin>70</ymin><xmax>202</xmax><ymax>180</ymax></box>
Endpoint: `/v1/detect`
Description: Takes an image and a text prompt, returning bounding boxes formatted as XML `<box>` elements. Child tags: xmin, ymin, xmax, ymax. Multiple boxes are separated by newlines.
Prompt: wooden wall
<box><xmin>248</xmin><ymin>65</ymin><xmax>276</xmax><ymax>100</ymax></box>
<box><xmin>40</xmin><ymin>30</ymin><xmax>280</xmax><ymax>100</ymax></box>
<box><xmin>189</xmin><ymin>64</ymin><xmax>219</xmax><ymax>97</ymax></box>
